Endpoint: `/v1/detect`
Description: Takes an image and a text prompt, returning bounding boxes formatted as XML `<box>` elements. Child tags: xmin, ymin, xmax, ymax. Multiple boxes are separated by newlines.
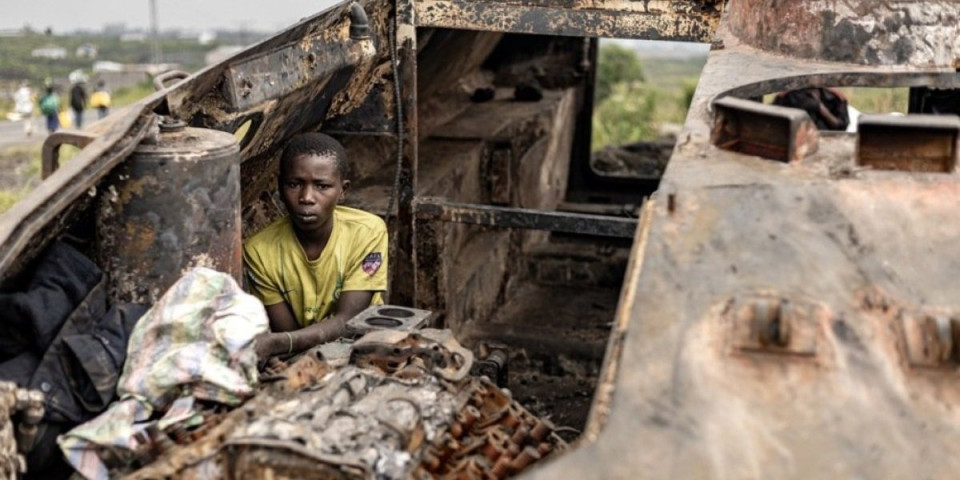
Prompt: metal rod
<box><xmin>391</xmin><ymin>0</ymin><xmax>419</xmax><ymax>305</ymax></box>
<box><xmin>414</xmin><ymin>197</ymin><xmax>638</xmax><ymax>238</ymax></box>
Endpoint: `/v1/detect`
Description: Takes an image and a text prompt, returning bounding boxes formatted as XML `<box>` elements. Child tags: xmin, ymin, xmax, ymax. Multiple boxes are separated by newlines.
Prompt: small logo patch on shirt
<box><xmin>361</xmin><ymin>252</ymin><xmax>382</xmax><ymax>275</ymax></box>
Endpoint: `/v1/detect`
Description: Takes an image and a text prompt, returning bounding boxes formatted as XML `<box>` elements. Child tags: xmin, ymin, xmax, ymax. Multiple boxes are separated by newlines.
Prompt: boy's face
<box><xmin>280</xmin><ymin>153</ymin><xmax>349</xmax><ymax>236</ymax></box>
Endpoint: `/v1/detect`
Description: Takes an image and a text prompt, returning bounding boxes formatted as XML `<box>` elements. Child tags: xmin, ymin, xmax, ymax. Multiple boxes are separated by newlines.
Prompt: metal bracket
<box><xmin>900</xmin><ymin>312</ymin><xmax>960</xmax><ymax>368</ymax></box>
<box><xmin>857</xmin><ymin>114</ymin><xmax>960</xmax><ymax>173</ymax></box>
<box><xmin>712</xmin><ymin>96</ymin><xmax>820</xmax><ymax>163</ymax></box>
<box><xmin>346</xmin><ymin>304</ymin><xmax>434</xmax><ymax>335</ymax></box>
<box><xmin>728</xmin><ymin>294</ymin><xmax>822</xmax><ymax>356</ymax></box>
<box><xmin>41</xmin><ymin>130</ymin><xmax>97</xmax><ymax>179</ymax></box>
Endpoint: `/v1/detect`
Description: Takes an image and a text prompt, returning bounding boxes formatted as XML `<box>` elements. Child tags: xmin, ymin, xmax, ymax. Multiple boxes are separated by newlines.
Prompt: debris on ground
<box><xmin>107</xmin><ymin>328</ymin><xmax>566</xmax><ymax>480</ymax></box>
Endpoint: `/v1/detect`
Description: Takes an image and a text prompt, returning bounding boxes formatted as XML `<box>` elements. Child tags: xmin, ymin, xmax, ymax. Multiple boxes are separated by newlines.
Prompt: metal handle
<box><xmin>153</xmin><ymin>70</ymin><xmax>190</xmax><ymax>91</ymax></box>
<box><xmin>41</xmin><ymin>130</ymin><xmax>97</xmax><ymax>179</ymax></box>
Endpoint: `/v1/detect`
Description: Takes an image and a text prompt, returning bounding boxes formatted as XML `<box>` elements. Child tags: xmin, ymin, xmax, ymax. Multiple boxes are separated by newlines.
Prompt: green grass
<box><xmin>591</xmin><ymin>54</ymin><xmax>704</xmax><ymax>150</ymax></box>
<box><xmin>111</xmin><ymin>80</ymin><xmax>156</xmax><ymax>109</ymax></box>
<box><xmin>835</xmin><ymin>87</ymin><xmax>909</xmax><ymax>113</ymax></box>
<box><xmin>764</xmin><ymin>88</ymin><xmax>909</xmax><ymax>114</ymax></box>
<box><xmin>0</xmin><ymin>143</ymin><xmax>81</xmax><ymax>214</ymax></box>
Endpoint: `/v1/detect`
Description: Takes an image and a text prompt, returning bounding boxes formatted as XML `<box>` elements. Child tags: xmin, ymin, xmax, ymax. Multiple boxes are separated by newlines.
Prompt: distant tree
<box><xmin>592</xmin><ymin>83</ymin><xmax>658</xmax><ymax>149</ymax></box>
<box><xmin>595</xmin><ymin>43</ymin><xmax>645</xmax><ymax>104</ymax></box>
<box><xmin>44</xmin><ymin>27</ymin><xmax>53</xmax><ymax>36</ymax></box>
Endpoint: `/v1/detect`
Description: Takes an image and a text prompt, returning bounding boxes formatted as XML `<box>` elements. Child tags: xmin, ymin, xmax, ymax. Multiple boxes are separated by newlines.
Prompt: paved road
<box><xmin>0</xmin><ymin>110</ymin><xmax>101</xmax><ymax>150</ymax></box>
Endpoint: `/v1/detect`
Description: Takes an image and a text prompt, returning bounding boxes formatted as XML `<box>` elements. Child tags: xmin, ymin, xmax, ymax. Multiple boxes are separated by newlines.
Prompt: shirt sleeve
<box><xmin>341</xmin><ymin>221</ymin><xmax>388</xmax><ymax>293</ymax></box>
<box><xmin>242</xmin><ymin>241</ymin><xmax>285</xmax><ymax>306</ymax></box>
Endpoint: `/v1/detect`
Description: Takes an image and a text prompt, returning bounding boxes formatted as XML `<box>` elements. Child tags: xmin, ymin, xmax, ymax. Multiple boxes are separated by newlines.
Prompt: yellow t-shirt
<box><xmin>243</xmin><ymin>206</ymin><xmax>387</xmax><ymax>327</ymax></box>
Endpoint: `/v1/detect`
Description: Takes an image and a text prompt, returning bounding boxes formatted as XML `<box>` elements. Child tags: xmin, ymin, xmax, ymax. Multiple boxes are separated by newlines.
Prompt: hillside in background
<box><xmin>0</xmin><ymin>30</ymin><xmax>269</xmax><ymax>86</ymax></box>
<box><xmin>592</xmin><ymin>40</ymin><xmax>708</xmax><ymax>151</ymax></box>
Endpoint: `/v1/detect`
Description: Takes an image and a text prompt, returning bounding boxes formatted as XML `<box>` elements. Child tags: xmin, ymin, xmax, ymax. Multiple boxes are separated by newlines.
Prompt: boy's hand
<box><xmin>253</xmin><ymin>332</ymin><xmax>279</xmax><ymax>365</ymax></box>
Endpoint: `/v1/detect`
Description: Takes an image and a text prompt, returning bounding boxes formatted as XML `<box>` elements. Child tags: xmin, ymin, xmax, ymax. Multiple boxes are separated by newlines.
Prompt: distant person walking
<box><xmin>38</xmin><ymin>86</ymin><xmax>61</xmax><ymax>133</ymax></box>
<box><xmin>70</xmin><ymin>80</ymin><xmax>88</xmax><ymax>128</ymax></box>
<box><xmin>89</xmin><ymin>80</ymin><xmax>112</xmax><ymax>120</ymax></box>
<box><xmin>13</xmin><ymin>82</ymin><xmax>35</xmax><ymax>137</ymax></box>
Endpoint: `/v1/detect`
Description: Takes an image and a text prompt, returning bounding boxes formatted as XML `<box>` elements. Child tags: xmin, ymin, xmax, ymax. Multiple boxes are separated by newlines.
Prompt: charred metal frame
<box><xmin>392</xmin><ymin>0</ymin><xmax>719</xmax><ymax>305</ymax></box>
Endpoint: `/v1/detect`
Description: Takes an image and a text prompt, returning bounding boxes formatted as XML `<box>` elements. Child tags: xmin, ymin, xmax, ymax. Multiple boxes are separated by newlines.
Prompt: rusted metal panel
<box><xmin>530</xmin><ymin>1</ymin><xmax>960</xmax><ymax>478</ymax></box>
<box><xmin>724</xmin><ymin>0</ymin><xmax>960</xmax><ymax>67</ymax></box>
<box><xmin>223</xmin><ymin>37</ymin><xmax>374</xmax><ymax>112</ymax></box>
<box><xmin>415</xmin><ymin>0</ymin><xmax>721</xmax><ymax>41</ymax></box>
<box><xmin>856</xmin><ymin>114</ymin><xmax>960</xmax><ymax>173</ymax></box>
<box><xmin>415</xmin><ymin>197</ymin><xmax>637</xmax><ymax>238</ymax></box>
<box><xmin>712</xmin><ymin>96</ymin><xmax>820</xmax><ymax>163</ymax></box>
<box><xmin>532</xmin><ymin>178</ymin><xmax>960</xmax><ymax>479</ymax></box>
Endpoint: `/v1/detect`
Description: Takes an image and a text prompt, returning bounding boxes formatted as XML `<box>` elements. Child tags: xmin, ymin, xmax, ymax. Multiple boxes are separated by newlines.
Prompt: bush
<box><xmin>596</xmin><ymin>43</ymin><xmax>645</xmax><ymax>104</ymax></box>
<box><xmin>592</xmin><ymin>83</ymin><xmax>659</xmax><ymax>149</ymax></box>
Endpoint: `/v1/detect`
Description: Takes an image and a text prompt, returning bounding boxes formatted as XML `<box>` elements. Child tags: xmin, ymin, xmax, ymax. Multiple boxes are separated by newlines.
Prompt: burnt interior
<box><xmin>336</xmin><ymin>29</ymin><xmax>644</xmax><ymax>437</ymax></box>
<box><xmin>231</xmin><ymin>28</ymin><xmax>648</xmax><ymax>438</ymax></box>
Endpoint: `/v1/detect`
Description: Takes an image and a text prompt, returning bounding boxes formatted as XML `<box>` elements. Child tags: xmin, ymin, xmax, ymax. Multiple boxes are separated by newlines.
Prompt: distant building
<box><xmin>120</xmin><ymin>32</ymin><xmax>147</xmax><ymax>42</ymax></box>
<box><xmin>198</xmin><ymin>31</ymin><xmax>217</xmax><ymax>46</ymax></box>
<box><xmin>31</xmin><ymin>45</ymin><xmax>67</xmax><ymax>59</ymax></box>
<box><xmin>103</xmin><ymin>23</ymin><xmax>127</xmax><ymax>36</ymax></box>
<box><xmin>205</xmin><ymin>45</ymin><xmax>244</xmax><ymax>66</ymax></box>
<box><xmin>76</xmin><ymin>43</ymin><xmax>98</xmax><ymax>58</ymax></box>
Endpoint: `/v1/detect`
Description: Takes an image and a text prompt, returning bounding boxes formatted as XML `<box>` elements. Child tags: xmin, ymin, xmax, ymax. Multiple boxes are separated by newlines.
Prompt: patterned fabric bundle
<box><xmin>59</xmin><ymin>268</ymin><xmax>268</xmax><ymax>480</ymax></box>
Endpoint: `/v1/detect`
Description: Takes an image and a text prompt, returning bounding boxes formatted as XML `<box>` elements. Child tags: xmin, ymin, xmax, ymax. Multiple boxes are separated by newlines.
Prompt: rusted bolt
<box><xmin>753</xmin><ymin>298</ymin><xmax>791</xmax><ymax>347</ymax></box>
<box><xmin>491</xmin><ymin>454</ymin><xmax>513</xmax><ymax>477</ymax></box>
<box><xmin>902</xmin><ymin>313</ymin><xmax>960</xmax><ymax>367</ymax></box>
<box><xmin>530</xmin><ymin>419</ymin><xmax>554</xmax><ymax>442</ymax></box>
<box><xmin>508</xmin><ymin>446</ymin><xmax>542</xmax><ymax>473</ymax></box>
<box><xmin>537</xmin><ymin>442</ymin><xmax>552</xmax><ymax>456</ymax></box>
<box><xmin>510</xmin><ymin>426</ymin><xmax>529</xmax><ymax>445</ymax></box>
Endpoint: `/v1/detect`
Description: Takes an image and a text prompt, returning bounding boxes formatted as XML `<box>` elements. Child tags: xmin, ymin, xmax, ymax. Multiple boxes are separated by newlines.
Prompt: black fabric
<box><xmin>0</xmin><ymin>241</ymin><xmax>149</xmax><ymax>477</ymax></box>
<box><xmin>23</xmin><ymin>423</ymin><xmax>73</xmax><ymax>480</ymax></box>
<box><xmin>0</xmin><ymin>352</ymin><xmax>40</xmax><ymax>387</ymax></box>
<box><xmin>26</xmin><ymin>279</ymin><xmax>132</xmax><ymax>424</ymax></box>
<box><xmin>59</xmin><ymin>303</ymin><xmax>148</xmax><ymax>417</ymax></box>
<box><xmin>0</xmin><ymin>241</ymin><xmax>102</xmax><ymax>360</ymax></box>
<box><xmin>773</xmin><ymin>88</ymin><xmax>850</xmax><ymax>131</ymax></box>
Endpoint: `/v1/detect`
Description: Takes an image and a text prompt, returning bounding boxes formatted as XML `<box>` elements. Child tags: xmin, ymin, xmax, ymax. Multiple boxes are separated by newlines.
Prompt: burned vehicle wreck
<box><xmin>3</xmin><ymin>0</ymin><xmax>960</xmax><ymax>478</ymax></box>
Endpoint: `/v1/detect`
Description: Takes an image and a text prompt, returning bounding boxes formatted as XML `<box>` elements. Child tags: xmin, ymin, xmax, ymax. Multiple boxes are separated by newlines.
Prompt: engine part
<box><xmin>121</xmin><ymin>329</ymin><xmax>565</xmax><ymax>480</ymax></box>
<box><xmin>471</xmin><ymin>343</ymin><xmax>509</xmax><ymax>388</ymax></box>
<box><xmin>346</xmin><ymin>304</ymin><xmax>434</xmax><ymax>335</ymax></box>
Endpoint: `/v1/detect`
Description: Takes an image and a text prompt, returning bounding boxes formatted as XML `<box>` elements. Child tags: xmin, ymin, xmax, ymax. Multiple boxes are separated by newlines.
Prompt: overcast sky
<box><xmin>3</xmin><ymin>0</ymin><xmax>343</xmax><ymax>33</ymax></box>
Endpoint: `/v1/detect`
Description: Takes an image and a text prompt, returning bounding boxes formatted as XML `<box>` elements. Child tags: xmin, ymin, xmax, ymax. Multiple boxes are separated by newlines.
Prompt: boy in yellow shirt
<box><xmin>243</xmin><ymin>133</ymin><xmax>387</xmax><ymax>362</ymax></box>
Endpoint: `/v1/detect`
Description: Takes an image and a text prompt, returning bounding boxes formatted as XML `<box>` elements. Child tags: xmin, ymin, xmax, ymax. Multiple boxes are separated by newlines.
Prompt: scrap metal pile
<box><xmin>0</xmin><ymin>382</ymin><xmax>43</xmax><ymax>480</ymax></box>
<box><xmin>121</xmin><ymin>328</ymin><xmax>565</xmax><ymax>480</ymax></box>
